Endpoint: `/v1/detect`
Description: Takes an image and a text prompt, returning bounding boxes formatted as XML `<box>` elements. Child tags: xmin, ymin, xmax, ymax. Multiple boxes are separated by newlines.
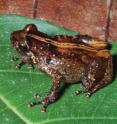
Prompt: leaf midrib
<box><xmin>0</xmin><ymin>69</ymin><xmax>44</xmax><ymax>75</ymax></box>
<box><xmin>1</xmin><ymin>96</ymin><xmax>117</xmax><ymax>124</ymax></box>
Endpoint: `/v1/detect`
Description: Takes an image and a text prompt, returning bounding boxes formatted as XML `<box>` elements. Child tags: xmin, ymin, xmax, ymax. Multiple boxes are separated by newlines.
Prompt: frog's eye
<box><xmin>24</xmin><ymin>24</ymin><xmax>38</xmax><ymax>33</ymax></box>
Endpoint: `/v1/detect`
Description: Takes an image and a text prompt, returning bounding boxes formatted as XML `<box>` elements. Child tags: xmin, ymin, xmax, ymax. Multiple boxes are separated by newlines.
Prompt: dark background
<box><xmin>0</xmin><ymin>0</ymin><xmax>117</xmax><ymax>41</ymax></box>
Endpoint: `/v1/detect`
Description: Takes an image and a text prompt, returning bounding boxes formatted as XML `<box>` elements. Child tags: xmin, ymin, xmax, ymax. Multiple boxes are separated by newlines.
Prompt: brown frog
<box><xmin>10</xmin><ymin>24</ymin><xmax>113</xmax><ymax>112</ymax></box>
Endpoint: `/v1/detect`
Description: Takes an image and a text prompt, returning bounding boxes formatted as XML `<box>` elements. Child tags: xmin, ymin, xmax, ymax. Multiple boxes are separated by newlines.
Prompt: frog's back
<box><xmin>26</xmin><ymin>29</ymin><xmax>109</xmax><ymax>83</ymax></box>
<box><xmin>53</xmin><ymin>34</ymin><xmax>108</xmax><ymax>50</ymax></box>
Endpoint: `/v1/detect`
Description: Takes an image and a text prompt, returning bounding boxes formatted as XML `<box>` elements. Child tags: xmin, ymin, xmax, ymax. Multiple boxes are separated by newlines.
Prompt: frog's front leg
<box><xmin>10</xmin><ymin>56</ymin><xmax>19</xmax><ymax>61</ymax></box>
<box><xmin>11</xmin><ymin>56</ymin><xmax>34</xmax><ymax>69</ymax></box>
<box><xmin>82</xmin><ymin>50</ymin><xmax>113</xmax><ymax>96</ymax></box>
<box><xmin>10</xmin><ymin>56</ymin><xmax>25</xmax><ymax>69</ymax></box>
<box><xmin>15</xmin><ymin>60</ymin><xmax>26</xmax><ymax>69</ymax></box>
<box><xmin>29</xmin><ymin>70</ymin><xmax>64</xmax><ymax>112</ymax></box>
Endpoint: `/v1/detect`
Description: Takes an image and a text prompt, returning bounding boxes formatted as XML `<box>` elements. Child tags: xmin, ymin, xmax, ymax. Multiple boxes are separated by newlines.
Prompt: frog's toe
<box><xmin>28</xmin><ymin>63</ymin><xmax>35</xmax><ymax>69</ymax></box>
<box><xmin>28</xmin><ymin>98</ymin><xmax>49</xmax><ymax>112</ymax></box>
<box><xmin>15</xmin><ymin>61</ymin><xmax>26</xmax><ymax>69</ymax></box>
<box><xmin>74</xmin><ymin>90</ymin><xmax>83</xmax><ymax>96</ymax></box>
<box><xmin>85</xmin><ymin>92</ymin><xmax>92</xmax><ymax>97</ymax></box>
<box><xmin>10</xmin><ymin>56</ymin><xmax>19</xmax><ymax>61</ymax></box>
<box><xmin>28</xmin><ymin>101</ymin><xmax>41</xmax><ymax>108</ymax></box>
<box><xmin>40</xmin><ymin>105</ymin><xmax>47</xmax><ymax>112</ymax></box>
<box><xmin>33</xmin><ymin>92</ymin><xmax>41</xmax><ymax>99</ymax></box>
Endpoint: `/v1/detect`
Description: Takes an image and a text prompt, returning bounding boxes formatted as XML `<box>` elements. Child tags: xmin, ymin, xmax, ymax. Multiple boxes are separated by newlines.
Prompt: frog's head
<box><xmin>10</xmin><ymin>24</ymin><xmax>38</xmax><ymax>56</ymax></box>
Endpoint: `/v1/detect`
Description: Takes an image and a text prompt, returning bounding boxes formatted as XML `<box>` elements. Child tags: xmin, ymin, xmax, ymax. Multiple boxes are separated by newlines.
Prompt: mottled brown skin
<box><xmin>11</xmin><ymin>24</ymin><xmax>113</xmax><ymax>112</ymax></box>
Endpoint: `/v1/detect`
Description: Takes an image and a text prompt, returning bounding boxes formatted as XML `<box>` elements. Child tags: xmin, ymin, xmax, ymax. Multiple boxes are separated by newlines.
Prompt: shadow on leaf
<box><xmin>113</xmin><ymin>54</ymin><xmax>117</xmax><ymax>81</ymax></box>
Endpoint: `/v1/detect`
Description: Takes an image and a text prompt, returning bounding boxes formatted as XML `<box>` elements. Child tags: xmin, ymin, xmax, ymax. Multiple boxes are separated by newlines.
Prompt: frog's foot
<box><xmin>28</xmin><ymin>100</ymin><xmax>45</xmax><ymax>111</ymax></box>
<box><xmin>16</xmin><ymin>61</ymin><xmax>34</xmax><ymax>69</ymax></box>
<box><xmin>10</xmin><ymin>56</ymin><xmax>26</xmax><ymax>69</ymax></box>
<box><xmin>28</xmin><ymin>92</ymin><xmax>45</xmax><ymax>112</ymax></box>
<box><xmin>11</xmin><ymin>56</ymin><xmax>34</xmax><ymax>69</ymax></box>
<box><xmin>16</xmin><ymin>60</ymin><xmax>26</xmax><ymax>69</ymax></box>
<box><xmin>28</xmin><ymin>101</ymin><xmax>47</xmax><ymax>113</ymax></box>
<box><xmin>74</xmin><ymin>90</ymin><xmax>91</xmax><ymax>97</ymax></box>
<box><xmin>10</xmin><ymin>56</ymin><xmax>19</xmax><ymax>61</ymax></box>
<box><xmin>28</xmin><ymin>94</ymin><xmax>57</xmax><ymax>112</ymax></box>
<box><xmin>33</xmin><ymin>92</ymin><xmax>41</xmax><ymax>98</ymax></box>
<box><xmin>28</xmin><ymin>101</ymin><xmax>41</xmax><ymax>108</ymax></box>
<box><xmin>74</xmin><ymin>90</ymin><xmax>83</xmax><ymax>96</ymax></box>
<box><xmin>27</xmin><ymin>63</ymin><xmax>35</xmax><ymax>69</ymax></box>
<box><xmin>85</xmin><ymin>92</ymin><xmax>92</xmax><ymax>97</ymax></box>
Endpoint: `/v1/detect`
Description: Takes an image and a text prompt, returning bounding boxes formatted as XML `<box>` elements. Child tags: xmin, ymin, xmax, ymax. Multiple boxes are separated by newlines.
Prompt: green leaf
<box><xmin>0</xmin><ymin>99</ymin><xmax>25</xmax><ymax>124</ymax></box>
<box><xmin>0</xmin><ymin>14</ymin><xmax>117</xmax><ymax>124</ymax></box>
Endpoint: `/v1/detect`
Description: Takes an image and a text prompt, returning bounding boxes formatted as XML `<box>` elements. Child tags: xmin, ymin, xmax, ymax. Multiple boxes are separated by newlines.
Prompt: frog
<box><xmin>10</xmin><ymin>24</ymin><xmax>113</xmax><ymax>112</ymax></box>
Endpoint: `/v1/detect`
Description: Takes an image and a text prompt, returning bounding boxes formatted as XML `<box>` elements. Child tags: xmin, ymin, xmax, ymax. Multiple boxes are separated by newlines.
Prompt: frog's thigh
<box><xmin>82</xmin><ymin>50</ymin><xmax>113</xmax><ymax>94</ymax></box>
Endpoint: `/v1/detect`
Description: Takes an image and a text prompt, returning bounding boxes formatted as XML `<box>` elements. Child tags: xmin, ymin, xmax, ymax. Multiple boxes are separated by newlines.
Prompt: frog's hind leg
<box><xmin>28</xmin><ymin>70</ymin><xmax>65</xmax><ymax>112</ymax></box>
<box><xmin>82</xmin><ymin>50</ymin><xmax>113</xmax><ymax>96</ymax></box>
